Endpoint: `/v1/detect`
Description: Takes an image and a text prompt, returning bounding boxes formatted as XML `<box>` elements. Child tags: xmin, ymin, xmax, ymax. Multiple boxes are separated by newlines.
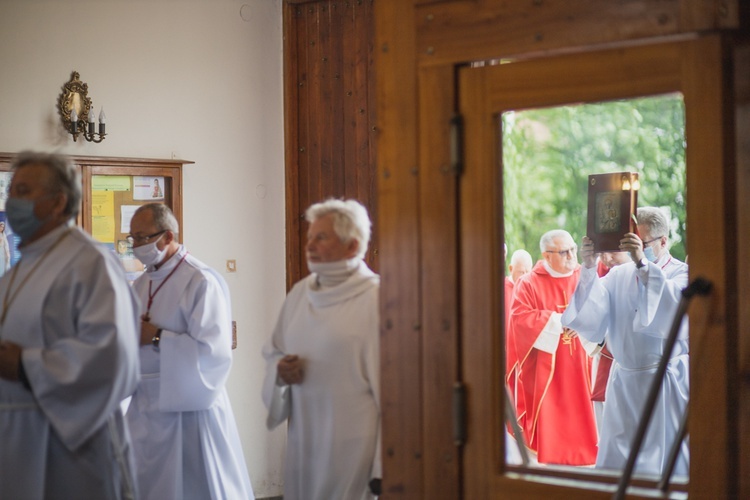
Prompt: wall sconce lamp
<box><xmin>58</xmin><ymin>71</ymin><xmax>106</xmax><ymax>143</ymax></box>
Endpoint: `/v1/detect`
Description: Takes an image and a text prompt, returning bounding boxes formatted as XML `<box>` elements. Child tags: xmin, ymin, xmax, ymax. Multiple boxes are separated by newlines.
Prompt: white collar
<box><xmin>543</xmin><ymin>260</ymin><xmax>575</xmax><ymax>278</ymax></box>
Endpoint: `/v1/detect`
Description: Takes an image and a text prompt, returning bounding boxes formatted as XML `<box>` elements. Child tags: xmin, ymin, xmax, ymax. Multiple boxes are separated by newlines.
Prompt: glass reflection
<box><xmin>502</xmin><ymin>94</ymin><xmax>688</xmax><ymax>482</ymax></box>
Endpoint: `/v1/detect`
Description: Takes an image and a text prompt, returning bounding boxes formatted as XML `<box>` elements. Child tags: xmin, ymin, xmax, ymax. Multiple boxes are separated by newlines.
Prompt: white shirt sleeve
<box><xmin>532</xmin><ymin>312</ymin><xmax>562</xmax><ymax>354</ymax></box>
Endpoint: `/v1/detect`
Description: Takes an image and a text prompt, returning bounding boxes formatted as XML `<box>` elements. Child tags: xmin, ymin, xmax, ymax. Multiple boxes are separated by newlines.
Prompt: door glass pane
<box><xmin>502</xmin><ymin>93</ymin><xmax>688</xmax><ymax>483</ymax></box>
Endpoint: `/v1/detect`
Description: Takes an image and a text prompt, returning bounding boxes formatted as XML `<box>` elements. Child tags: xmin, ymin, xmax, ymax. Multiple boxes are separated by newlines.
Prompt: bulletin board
<box><xmin>0</xmin><ymin>154</ymin><xmax>190</xmax><ymax>282</ymax></box>
<box><xmin>79</xmin><ymin>157</ymin><xmax>189</xmax><ymax>283</ymax></box>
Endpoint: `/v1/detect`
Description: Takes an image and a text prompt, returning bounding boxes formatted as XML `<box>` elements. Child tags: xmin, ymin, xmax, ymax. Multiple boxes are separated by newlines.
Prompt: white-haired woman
<box><xmin>262</xmin><ymin>198</ymin><xmax>381</xmax><ymax>499</ymax></box>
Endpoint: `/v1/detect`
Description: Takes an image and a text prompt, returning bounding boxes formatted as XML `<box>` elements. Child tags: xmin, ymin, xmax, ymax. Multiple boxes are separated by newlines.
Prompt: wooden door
<box><xmin>458</xmin><ymin>36</ymin><xmax>734</xmax><ymax>498</ymax></box>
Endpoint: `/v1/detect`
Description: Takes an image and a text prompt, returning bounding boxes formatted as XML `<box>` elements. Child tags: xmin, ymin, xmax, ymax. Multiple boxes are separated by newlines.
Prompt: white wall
<box><xmin>0</xmin><ymin>0</ymin><xmax>286</xmax><ymax>496</ymax></box>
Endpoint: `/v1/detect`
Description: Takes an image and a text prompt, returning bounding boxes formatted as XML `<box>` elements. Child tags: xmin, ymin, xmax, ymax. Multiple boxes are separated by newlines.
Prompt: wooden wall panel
<box><xmin>284</xmin><ymin>0</ymin><xmax>377</xmax><ymax>290</ymax></box>
<box><xmin>682</xmin><ymin>35</ymin><xmax>735</xmax><ymax>498</ymax></box>
<box><xmin>414</xmin><ymin>0</ymin><xmax>741</xmax><ymax>67</ymax></box>
<box><xmin>418</xmin><ymin>64</ymin><xmax>461</xmax><ymax>499</ymax></box>
<box><xmin>374</xmin><ymin>0</ymin><xmax>424</xmax><ymax>496</ymax></box>
<box><xmin>734</xmin><ymin>39</ymin><xmax>750</xmax><ymax>500</ymax></box>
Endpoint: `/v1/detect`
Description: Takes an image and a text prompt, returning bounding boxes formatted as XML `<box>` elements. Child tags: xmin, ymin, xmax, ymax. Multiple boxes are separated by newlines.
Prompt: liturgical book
<box><xmin>587</xmin><ymin>171</ymin><xmax>639</xmax><ymax>252</ymax></box>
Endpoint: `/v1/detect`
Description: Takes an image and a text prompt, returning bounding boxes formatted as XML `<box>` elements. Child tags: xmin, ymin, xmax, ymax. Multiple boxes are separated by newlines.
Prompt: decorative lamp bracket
<box><xmin>58</xmin><ymin>71</ymin><xmax>106</xmax><ymax>143</ymax></box>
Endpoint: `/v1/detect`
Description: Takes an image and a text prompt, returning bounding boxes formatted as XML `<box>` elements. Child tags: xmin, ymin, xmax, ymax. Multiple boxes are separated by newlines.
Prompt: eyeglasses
<box><xmin>544</xmin><ymin>246</ymin><xmax>577</xmax><ymax>257</ymax></box>
<box><xmin>642</xmin><ymin>236</ymin><xmax>664</xmax><ymax>245</ymax></box>
<box><xmin>126</xmin><ymin>230</ymin><xmax>166</xmax><ymax>245</ymax></box>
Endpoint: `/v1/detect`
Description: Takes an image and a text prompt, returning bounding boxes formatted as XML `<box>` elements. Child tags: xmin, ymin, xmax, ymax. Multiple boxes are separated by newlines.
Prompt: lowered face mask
<box><xmin>133</xmin><ymin>234</ymin><xmax>167</xmax><ymax>267</ymax></box>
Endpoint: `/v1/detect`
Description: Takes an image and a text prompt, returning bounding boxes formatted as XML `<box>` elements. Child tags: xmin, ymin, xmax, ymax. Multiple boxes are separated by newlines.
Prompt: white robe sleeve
<box><xmin>561</xmin><ymin>265</ymin><xmax>609</xmax><ymax>345</ymax></box>
<box><xmin>24</xmin><ymin>251</ymin><xmax>140</xmax><ymax>452</ymax></box>
<box><xmin>158</xmin><ymin>272</ymin><xmax>233</xmax><ymax>411</ymax></box>
<box><xmin>532</xmin><ymin>312</ymin><xmax>564</xmax><ymax>354</ymax></box>
<box><xmin>261</xmin><ymin>344</ymin><xmax>290</xmax><ymax>430</ymax></box>
<box><xmin>633</xmin><ymin>261</ymin><xmax>689</xmax><ymax>339</ymax></box>
<box><xmin>363</xmin><ymin>294</ymin><xmax>382</xmax><ymax>480</ymax></box>
<box><xmin>262</xmin><ymin>292</ymin><xmax>294</xmax><ymax>430</ymax></box>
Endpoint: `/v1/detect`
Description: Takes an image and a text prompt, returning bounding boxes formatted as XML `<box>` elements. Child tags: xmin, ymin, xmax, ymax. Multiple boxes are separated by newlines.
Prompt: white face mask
<box><xmin>133</xmin><ymin>234</ymin><xmax>167</xmax><ymax>267</ymax></box>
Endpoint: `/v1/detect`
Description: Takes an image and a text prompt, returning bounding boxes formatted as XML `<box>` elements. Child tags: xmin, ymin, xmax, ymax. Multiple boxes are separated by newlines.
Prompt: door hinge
<box><xmin>449</xmin><ymin>114</ymin><xmax>464</xmax><ymax>176</ymax></box>
<box><xmin>453</xmin><ymin>381</ymin><xmax>467</xmax><ymax>446</ymax></box>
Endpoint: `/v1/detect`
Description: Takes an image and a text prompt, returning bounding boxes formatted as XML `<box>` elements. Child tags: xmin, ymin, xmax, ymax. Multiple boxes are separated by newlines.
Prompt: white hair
<box><xmin>510</xmin><ymin>249</ymin><xmax>533</xmax><ymax>269</ymax></box>
<box><xmin>11</xmin><ymin>151</ymin><xmax>82</xmax><ymax>219</ymax></box>
<box><xmin>135</xmin><ymin>203</ymin><xmax>180</xmax><ymax>234</ymax></box>
<box><xmin>539</xmin><ymin>229</ymin><xmax>574</xmax><ymax>253</ymax></box>
<box><xmin>636</xmin><ymin>206</ymin><xmax>669</xmax><ymax>240</ymax></box>
<box><xmin>305</xmin><ymin>198</ymin><xmax>372</xmax><ymax>260</ymax></box>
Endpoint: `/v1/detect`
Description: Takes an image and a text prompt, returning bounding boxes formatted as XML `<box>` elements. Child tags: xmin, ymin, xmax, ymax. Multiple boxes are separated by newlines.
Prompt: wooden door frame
<box><xmin>375</xmin><ymin>1</ymin><xmax>748</xmax><ymax>497</ymax></box>
<box><xmin>456</xmin><ymin>35</ymin><xmax>735</xmax><ymax>498</ymax></box>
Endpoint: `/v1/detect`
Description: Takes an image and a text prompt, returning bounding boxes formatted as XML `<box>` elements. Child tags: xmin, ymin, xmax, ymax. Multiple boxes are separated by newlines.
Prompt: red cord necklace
<box><xmin>146</xmin><ymin>252</ymin><xmax>188</xmax><ymax>316</ymax></box>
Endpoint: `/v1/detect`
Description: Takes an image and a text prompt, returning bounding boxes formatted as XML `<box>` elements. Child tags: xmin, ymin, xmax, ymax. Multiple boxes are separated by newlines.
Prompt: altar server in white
<box><xmin>263</xmin><ymin>198</ymin><xmax>381</xmax><ymax>500</ymax></box>
<box><xmin>0</xmin><ymin>151</ymin><xmax>140</xmax><ymax>499</ymax></box>
<box><xmin>126</xmin><ymin>203</ymin><xmax>254</xmax><ymax>500</ymax></box>
<box><xmin>562</xmin><ymin>206</ymin><xmax>689</xmax><ymax>476</ymax></box>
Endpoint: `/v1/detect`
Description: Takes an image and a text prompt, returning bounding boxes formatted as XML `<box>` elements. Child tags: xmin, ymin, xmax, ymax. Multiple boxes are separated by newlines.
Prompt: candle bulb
<box><xmin>98</xmin><ymin>107</ymin><xmax>106</xmax><ymax>136</ymax></box>
<box><xmin>70</xmin><ymin>108</ymin><xmax>78</xmax><ymax>133</ymax></box>
<box><xmin>87</xmin><ymin>108</ymin><xmax>95</xmax><ymax>134</ymax></box>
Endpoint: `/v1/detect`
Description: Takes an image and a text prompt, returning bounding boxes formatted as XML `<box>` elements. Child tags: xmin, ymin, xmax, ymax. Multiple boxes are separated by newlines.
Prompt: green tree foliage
<box><xmin>502</xmin><ymin>94</ymin><xmax>687</xmax><ymax>265</ymax></box>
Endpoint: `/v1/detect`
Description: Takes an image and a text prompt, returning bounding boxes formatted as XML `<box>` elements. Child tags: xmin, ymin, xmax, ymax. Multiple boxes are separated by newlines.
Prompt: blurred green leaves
<box><xmin>502</xmin><ymin>94</ymin><xmax>686</xmax><ymax>264</ymax></box>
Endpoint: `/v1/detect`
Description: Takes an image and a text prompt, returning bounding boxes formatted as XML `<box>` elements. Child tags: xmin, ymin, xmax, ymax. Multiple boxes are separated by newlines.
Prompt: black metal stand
<box><xmin>505</xmin><ymin>386</ymin><xmax>530</xmax><ymax>466</ymax></box>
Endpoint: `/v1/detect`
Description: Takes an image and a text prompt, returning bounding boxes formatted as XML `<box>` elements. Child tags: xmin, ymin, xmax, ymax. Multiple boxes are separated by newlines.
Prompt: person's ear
<box><xmin>347</xmin><ymin>239</ymin><xmax>359</xmax><ymax>258</ymax></box>
<box><xmin>51</xmin><ymin>192</ymin><xmax>68</xmax><ymax>217</ymax></box>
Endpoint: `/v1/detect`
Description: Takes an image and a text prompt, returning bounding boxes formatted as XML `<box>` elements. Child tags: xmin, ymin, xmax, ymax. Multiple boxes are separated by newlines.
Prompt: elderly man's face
<box><xmin>306</xmin><ymin>214</ymin><xmax>357</xmax><ymax>263</ymax></box>
<box><xmin>543</xmin><ymin>236</ymin><xmax>578</xmax><ymax>274</ymax></box>
<box><xmin>638</xmin><ymin>225</ymin><xmax>667</xmax><ymax>261</ymax></box>
<box><xmin>128</xmin><ymin>209</ymin><xmax>167</xmax><ymax>249</ymax></box>
<box><xmin>510</xmin><ymin>260</ymin><xmax>532</xmax><ymax>283</ymax></box>
<box><xmin>9</xmin><ymin>164</ymin><xmax>61</xmax><ymax>223</ymax></box>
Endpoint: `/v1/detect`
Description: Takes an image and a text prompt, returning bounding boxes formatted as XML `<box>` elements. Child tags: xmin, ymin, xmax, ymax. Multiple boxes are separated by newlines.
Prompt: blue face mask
<box><xmin>643</xmin><ymin>245</ymin><xmax>658</xmax><ymax>263</ymax></box>
<box><xmin>6</xmin><ymin>197</ymin><xmax>47</xmax><ymax>242</ymax></box>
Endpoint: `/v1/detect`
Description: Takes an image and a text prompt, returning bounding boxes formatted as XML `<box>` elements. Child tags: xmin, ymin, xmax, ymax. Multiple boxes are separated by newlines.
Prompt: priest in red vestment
<box><xmin>505</xmin><ymin>249</ymin><xmax>533</xmax><ymax>415</ymax></box>
<box><xmin>507</xmin><ymin>229</ymin><xmax>598</xmax><ymax>466</ymax></box>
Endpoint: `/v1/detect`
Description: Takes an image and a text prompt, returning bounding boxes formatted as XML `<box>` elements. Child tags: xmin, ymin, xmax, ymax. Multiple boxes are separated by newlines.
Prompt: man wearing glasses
<box><xmin>124</xmin><ymin>203</ymin><xmax>254</xmax><ymax>499</ymax></box>
<box><xmin>507</xmin><ymin>229</ymin><xmax>599</xmax><ymax>466</ymax></box>
<box><xmin>562</xmin><ymin>206</ymin><xmax>689</xmax><ymax>476</ymax></box>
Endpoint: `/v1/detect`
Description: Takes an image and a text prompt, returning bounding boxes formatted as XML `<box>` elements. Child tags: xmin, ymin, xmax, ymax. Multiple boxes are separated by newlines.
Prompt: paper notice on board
<box><xmin>134</xmin><ymin>176</ymin><xmax>165</xmax><ymax>200</ymax></box>
<box><xmin>92</xmin><ymin>175</ymin><xmax>131</xmax><ymax>191</ymax></box>
<box><xmin>121</xmin><ymin>205</ymin><xmax>140</xmax><ymax>234</ymax></box>
<box><xmin>92</xmin><ymin>190</ymin><xmax>116</xmax><ymax>243</ymax></box>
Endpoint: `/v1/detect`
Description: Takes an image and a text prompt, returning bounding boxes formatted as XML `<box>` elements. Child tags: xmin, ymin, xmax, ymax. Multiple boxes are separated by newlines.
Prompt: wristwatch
<box><xmin>152</xmin><ymin>329</ymin><xmax>163</xmax><ymax>347</ymax></box>
<box><xmin>636</xmin><ymin>257</ymin><xmax>648</xmax><ymax>269</ymax></box>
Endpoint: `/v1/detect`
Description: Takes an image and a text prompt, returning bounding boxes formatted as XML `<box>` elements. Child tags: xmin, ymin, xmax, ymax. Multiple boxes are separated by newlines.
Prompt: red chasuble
<box><xmin>508</xmin><ymin>261</ymin><xmax>597</xmax><ymax>465</ymax></box>
<box><xmin>504</xmin><ymin>276</ymin><xmax>524</xmax><ymax>429</ymax></box>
